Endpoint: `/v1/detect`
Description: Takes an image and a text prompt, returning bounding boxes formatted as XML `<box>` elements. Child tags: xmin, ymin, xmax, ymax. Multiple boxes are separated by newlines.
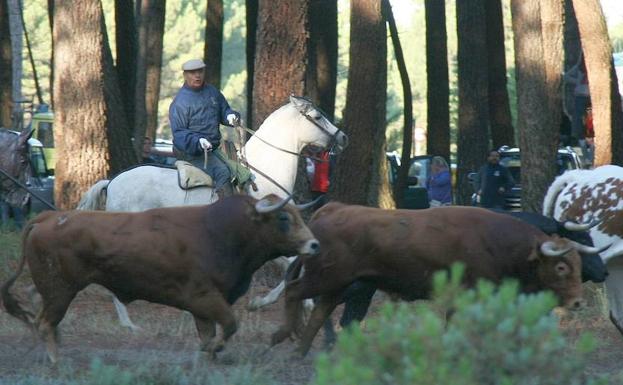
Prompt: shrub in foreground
<box><xmin>313</xmin><ymin>265</ymin><xmax>605</xmax><ymax>385</ymax></box>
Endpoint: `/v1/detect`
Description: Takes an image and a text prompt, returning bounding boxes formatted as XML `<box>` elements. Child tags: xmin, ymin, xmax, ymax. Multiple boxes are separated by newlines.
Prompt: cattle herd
<box><xmin>0</xmin><ymin>165</ymin><xmax>622</xmax><ymax>365</ymax></box>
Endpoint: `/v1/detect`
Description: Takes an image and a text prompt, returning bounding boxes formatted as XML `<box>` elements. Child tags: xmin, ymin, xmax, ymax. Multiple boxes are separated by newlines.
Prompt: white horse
<box><xmin>77</xmin><ymin>95</ymin><xmax>348</xmax><ymax>330</ymax></box>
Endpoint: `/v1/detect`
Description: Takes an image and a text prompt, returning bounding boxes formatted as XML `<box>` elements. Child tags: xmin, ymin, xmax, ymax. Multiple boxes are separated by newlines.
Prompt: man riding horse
<box><xmin>169</xmin><ymin>58</ymin><xmax>241</xmax><ymax>200</ymax></box>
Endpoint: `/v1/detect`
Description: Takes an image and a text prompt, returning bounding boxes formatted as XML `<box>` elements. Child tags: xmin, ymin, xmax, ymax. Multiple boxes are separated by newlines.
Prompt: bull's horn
<box><xmin>568</xmin><ymin>240</ymin><xmax>612</xmax><ymax>255</ymax></box>
<box><xmin>563</xmin><ymin>217</ymin><xmax>601</xmax><ymax>232</ymax></box>
<box><xmin>540</xmin><ymin>241</ymin><xmax>572</xmax><ymax>257</ymax></box>
<box><xmin>295</xmin><ymin>195</ymin><xmax>324</xmax><ymax>211</ymax></box>
<box><xmin>255</xmin><ymin>195</ymin><xmax>292</xmax><ymax>213</ymax></box>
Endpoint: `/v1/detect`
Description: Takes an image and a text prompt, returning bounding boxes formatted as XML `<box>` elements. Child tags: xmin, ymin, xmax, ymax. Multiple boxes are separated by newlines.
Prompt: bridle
<box><xmin>239</xmin><ymin>107</ymin><xmax>345</xmax><ymax>162</ymax></box>
<box><xmin>234</xmin><ymin>105</ymin><xmax>345</xmax><ymax>196</ymax></box>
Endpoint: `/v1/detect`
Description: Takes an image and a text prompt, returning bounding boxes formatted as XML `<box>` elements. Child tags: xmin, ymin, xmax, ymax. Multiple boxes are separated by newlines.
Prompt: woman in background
<box><xmin>427</xmin><ymin>156</ymin><xmax>452</xmax><ymax>207</ymax></box>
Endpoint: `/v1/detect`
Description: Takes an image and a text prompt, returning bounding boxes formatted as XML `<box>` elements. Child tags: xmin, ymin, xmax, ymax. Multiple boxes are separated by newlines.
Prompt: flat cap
<box><xmin>182</xmin><ymin>59</ymin><xmax>206</xmax><ymax>71</ymax></box>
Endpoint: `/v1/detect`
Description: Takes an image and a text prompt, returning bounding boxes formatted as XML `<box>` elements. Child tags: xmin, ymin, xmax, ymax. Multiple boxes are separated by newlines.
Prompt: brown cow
<box><xmin>271</xmin><ymin>203</ymin><xmax>587</xmax><ymax>355</ymax></box>
<box><xmin>0</xmin><ymin>194</ymin><xmax>319</xmax><ymax>364</ymax></box>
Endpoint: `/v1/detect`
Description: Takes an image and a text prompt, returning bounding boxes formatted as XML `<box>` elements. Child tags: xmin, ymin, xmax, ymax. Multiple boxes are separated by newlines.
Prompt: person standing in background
<box><xmin>477</xmin><ymin>149</ymin><xmax>514</xmax><ymax>209</ymax></box>
<box><xmin>427</xmin><ymin>156</ymin><xmax>452</xmax><ymax>207</ymax></box>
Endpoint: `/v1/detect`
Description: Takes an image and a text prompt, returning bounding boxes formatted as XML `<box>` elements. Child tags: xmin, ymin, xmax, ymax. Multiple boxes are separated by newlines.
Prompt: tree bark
<box><xmin>204</xmin><ymin>0</ymin><xmax>223</xmax><ymax>89</ymax></box>
<box><xmin>456</xmin><ymin>0</ymin><xmax>490</xmax><ymax>205</ymax></box>
<box><xmin>0</xmin><ymin>0</ymin><xmax>12</xmax><ymax>128</ymax></box>
<box><xmin>115</xmin><ymin>0</ymin><xmax>136</xmax><ymax>133</ymax></box>
<box><xmin>133</xmin><ymin>0</ymin><xmax>148</xmax><ymax>157</ymax></box>
<box><xmin>331</xmin><ymin>0</ymin><xmax>390</xmax><ymax>208</ymax></box>
<box><xmin>245</xmin><ymin>0</ymin><xmax>258</xmax><ymax>127</ymax></box>
<box><xmin>511</xmin><ymin>0</ymin><xmax>556</xmax><ymax>213</ymax></box>
<box><xmin>572</xmin><ymin>0</ymin><xmax>623</xmax><ymax>165</ymax></box>
<box><xmin>144</xmin><ymin>0</ymin><xmax>165</xmax><ymax>141</ymax></box>
<box><xmin>384</xmin><ymin>0</ymin><xmax>413</xmax><ymax>209</ymax></box>
<box><xmin>425</xmin><ymin>0</ymin><xmax>450</xmax><ymax>162</ymax></box>
<box><xmin>486</xmin><ymin>0</ymin><xmax>514</xmax><ymax>148</ymax></box>
<box><xmin>53</xmin><ymin>0</ymin><xmax>135</xmax><ymax>209</ymax></box>
<box><xmin>308</xmin><ymin>0</ymin><xmax>337</xmax><ymax>120</ymax></box>
<box><xmin>252</xmin><ymin>0</ymin><xmax>309</xmax><ymax>130</ymax></box>
<box><xmin>540</xmin><ymin>0</ymin><xmax>563</xmax><ymax>145</ymax></box>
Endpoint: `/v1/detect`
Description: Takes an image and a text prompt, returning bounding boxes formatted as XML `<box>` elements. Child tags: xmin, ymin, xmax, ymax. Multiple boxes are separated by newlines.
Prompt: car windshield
<box><xmin>29</xmin><ymin>147</ymin><xmax>49</xmax><ymax>177</ymax></box>
<box><xmin>499</xmin><ymin>152</ymin><xmax>576</xmax><ymax>185</ymax></box>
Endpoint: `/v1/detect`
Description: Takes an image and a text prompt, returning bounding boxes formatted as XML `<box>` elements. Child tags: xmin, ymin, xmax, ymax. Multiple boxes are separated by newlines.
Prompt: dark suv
<box><xmin>469</xmin><ymin>146</ymin><xmax>583</xmax><ymax>211</ymax></box>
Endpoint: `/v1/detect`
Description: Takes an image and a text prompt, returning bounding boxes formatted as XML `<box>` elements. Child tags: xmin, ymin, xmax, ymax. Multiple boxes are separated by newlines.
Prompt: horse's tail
<box><xmin>542</xmin><ymin>170</ymin><xmax>582</xmax><ymax>217</ymax></box>
<box><xmin>1</xmin><ymin>221</ymin><xmax>38</xmax><ymax>328</ymax></box>
<box><xmin>76</xmin><ymin>179</ymin><xmax>109</xmax><ymax>210</ymax></box>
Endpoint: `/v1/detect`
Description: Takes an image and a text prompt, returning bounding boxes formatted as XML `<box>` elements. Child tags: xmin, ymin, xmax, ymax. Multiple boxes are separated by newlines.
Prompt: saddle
<box><xmin>175</xmin><ymin>161</ymin><xmax>214</xmax><ymax>189</ymax></box>
<box><xmin>174</xmin><ymin>149</ymin><xmax>255</xmax><ymax>191</ymax></box>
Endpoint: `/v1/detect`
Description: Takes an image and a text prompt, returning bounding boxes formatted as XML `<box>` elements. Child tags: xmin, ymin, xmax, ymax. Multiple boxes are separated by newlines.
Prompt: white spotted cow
<box><xmin>543</xmin><ymin>165</ymin><xmax>623</xmax><ymax>332</ymax></box>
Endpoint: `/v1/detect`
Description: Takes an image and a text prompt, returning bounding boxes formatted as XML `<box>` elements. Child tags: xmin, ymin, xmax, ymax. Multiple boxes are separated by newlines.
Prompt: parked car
<box><xmin>386</xmin><ymin>152</ymin><xmax>431</xmax><ymax>209</ymax></box>
<box><xmin>469</xmin><ymin>146</ymin><xmax>583</xmax><ymax>212</ymax></box>
<box><xmin>25</xmin><ymin>137</ymin><xmax>55</xmax><ymax>214</ymax></box>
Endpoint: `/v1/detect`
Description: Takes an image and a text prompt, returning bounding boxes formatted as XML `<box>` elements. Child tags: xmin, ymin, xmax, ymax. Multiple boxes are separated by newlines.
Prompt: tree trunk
<box><xmin>245</xmin><ymin>0</ymin><xmax>258</xmax><ymax>127</ymax></box>
<box><xmin>540</xmin><ymin>0</ymin><xmax>563</xmax><ymax>145</ymax></box>
<box><xmin>563</xmin><ymin>0</ymin><xmax>581</xmax><ymax>121</ymax></box>
<box><xmin>115</xmin><ymin>0</ymin><xmax>136</xmax><ymax>133</ymax></box>
<box><xmin>425</xmin><ymin>0</ymin><xmax>450</xmax><ymax>162</ymax></box>
<box><xmin>0</xmin><ymin>0</ymin><xmax>11</xmax><ymax>128</ymax></box>
<box><xmin>384</xmin><ymin>0</ymin><xmax>413</xmax><ymax>209</ymax></box>
<box><xmin>53</xmin><ymin>0</ymin><xmax>135</xmax><ymax>209</ymax></box>
<box><xmin>511</xmin><ymin>0</ymin><xmax>556</xmax><ymax>213</ymax></box>
<box><xmin>133</xmin><ymin>0</ymin><xmax>148</xmax><ymax>157</ymax></box>
<box><xmin>144</xmin><ymin>0</ymin><xmax>165</xmax><ymax>140</ymax></box>
<box><xmin>572</xmin><ymin>0</ymin><xmax>623</xmax><ymax>165</ymax></box>
<box><xmin>252</xmin><ymin>0</ymin><xmax>309</xmax><ymax>129</ymax></box>
<box><xmin>47</xmin><ymin>0</ymin><xmax>54</xmax><ymax>108</ymax></box>
<box><xmin>308</xmin><ymin>0</ymin><xmax>337</xmax><ymax>120</ymax></box>
<box><xmin>456</xmin><ymin>0</ymin><xmax>489</xmax><ymax>205</ymax></box>
<box><xmin>331</xmin><ymin>0</ymin><xmax>390</xmax><ymax>208</ymax></box>
<box><xmin>7</xmin><ymin>0</ymin><xmax>21</xmax><ymax>118</ymax></box>
<box><xmin>204</xmin><ymin>0</ymin><xmax>223</xmax><ymax>89</ymax></box>
<box><xmin>486</xmin><ymin>0</ymin><xmax>514</xmax><ymax>148</ymax></box>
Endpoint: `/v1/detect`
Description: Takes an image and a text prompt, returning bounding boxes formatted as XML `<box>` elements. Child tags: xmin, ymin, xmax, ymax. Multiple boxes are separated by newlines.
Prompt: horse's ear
<box><xmin>289</xmin><ymin>95</ymin><xmax>308</xmax><ymax>112</ymax></box>
<box><xmin>18</xmin><ymin>128</ymin><xmax>34</xmax><ymax>147</ymax></box>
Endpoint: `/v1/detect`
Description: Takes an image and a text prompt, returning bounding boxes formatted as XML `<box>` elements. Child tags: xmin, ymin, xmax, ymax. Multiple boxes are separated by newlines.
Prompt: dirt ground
<box><xmin>1</xmin><ymin>276</ymin><xmax>623</xmax><ymax>384</ymax></box>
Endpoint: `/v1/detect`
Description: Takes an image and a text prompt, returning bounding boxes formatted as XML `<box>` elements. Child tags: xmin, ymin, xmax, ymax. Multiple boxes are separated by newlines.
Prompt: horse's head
<box><xmin>0</xmin><ymin>128</ymin><xmax>33</xmax><ymax>203</ymax></box>
<box><xmin>288</xmin><ymin>95</ymin><xmax>348</xmax><ymax>154</ymax></box>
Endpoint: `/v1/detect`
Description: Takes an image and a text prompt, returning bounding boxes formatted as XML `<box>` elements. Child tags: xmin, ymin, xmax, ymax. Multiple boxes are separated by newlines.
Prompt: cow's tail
<box><xmin>0</xmin><ymin>222</ymin><xmax>38</xmax><ymax>328</ymax></box>
<box><xmin>76</xmin><ymin>179</ymin><xmax>109</xmax><ymax>210</ymax></box>
<box><xmin>542</xmin><ymin>171</ymin><xmax>578</xmax><ymax>217</ymax></box>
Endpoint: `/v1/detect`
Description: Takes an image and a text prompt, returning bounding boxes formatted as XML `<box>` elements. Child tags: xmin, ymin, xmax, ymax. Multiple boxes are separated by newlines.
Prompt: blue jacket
<box><xmin>169</xmin><ymin>83</ymin><xmax>239</xmax><ymax>157</ymax></box>
<box><xmin>427</xmin><ymin>170</ymin><xmax>452</xmax><ymax>204</ymax></box>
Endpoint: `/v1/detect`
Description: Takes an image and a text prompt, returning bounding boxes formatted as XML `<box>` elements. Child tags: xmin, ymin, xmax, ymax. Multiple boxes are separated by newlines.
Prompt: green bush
<box><xmin>312</xmin><ymin>264</ymin><xmax>606</xmax><ymax>385</ymax></box>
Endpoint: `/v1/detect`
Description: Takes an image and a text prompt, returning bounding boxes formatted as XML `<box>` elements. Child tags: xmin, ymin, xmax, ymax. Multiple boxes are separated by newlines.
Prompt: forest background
<box><xmin>17</xmin><ymin>0</ymin><xmax>623</xmax><ymax>155</ymax></box>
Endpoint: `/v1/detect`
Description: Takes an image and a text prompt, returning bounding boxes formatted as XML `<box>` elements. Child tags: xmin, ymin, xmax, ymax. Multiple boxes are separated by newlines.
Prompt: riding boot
<box><xmin>216</xmin><ymin>184</ymin><xmax>234</xmax><ymax>200</ymax></box>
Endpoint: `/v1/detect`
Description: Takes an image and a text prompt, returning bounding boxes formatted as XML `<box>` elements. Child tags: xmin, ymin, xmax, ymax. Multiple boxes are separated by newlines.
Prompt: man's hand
<box><xmin>227</xmin><ymin>113</ymin><xmax>239</xmax><ymax>126</ymax></box>
<box><xmin>199</xmin><ymin>138</ymin><xmax>212</xmax><ymax>151</ymax></box>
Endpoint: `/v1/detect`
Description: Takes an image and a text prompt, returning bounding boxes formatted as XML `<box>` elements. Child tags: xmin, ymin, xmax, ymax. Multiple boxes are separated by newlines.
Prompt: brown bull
<box><xmin>271</xmin><ymin>203</ymin><xmax>585</xmax><ymax>355</ymax></box>
<box><xmin>1</xmin><ymin>194</ymin><xmax>319</xmax><ymax>364</ymax></box>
